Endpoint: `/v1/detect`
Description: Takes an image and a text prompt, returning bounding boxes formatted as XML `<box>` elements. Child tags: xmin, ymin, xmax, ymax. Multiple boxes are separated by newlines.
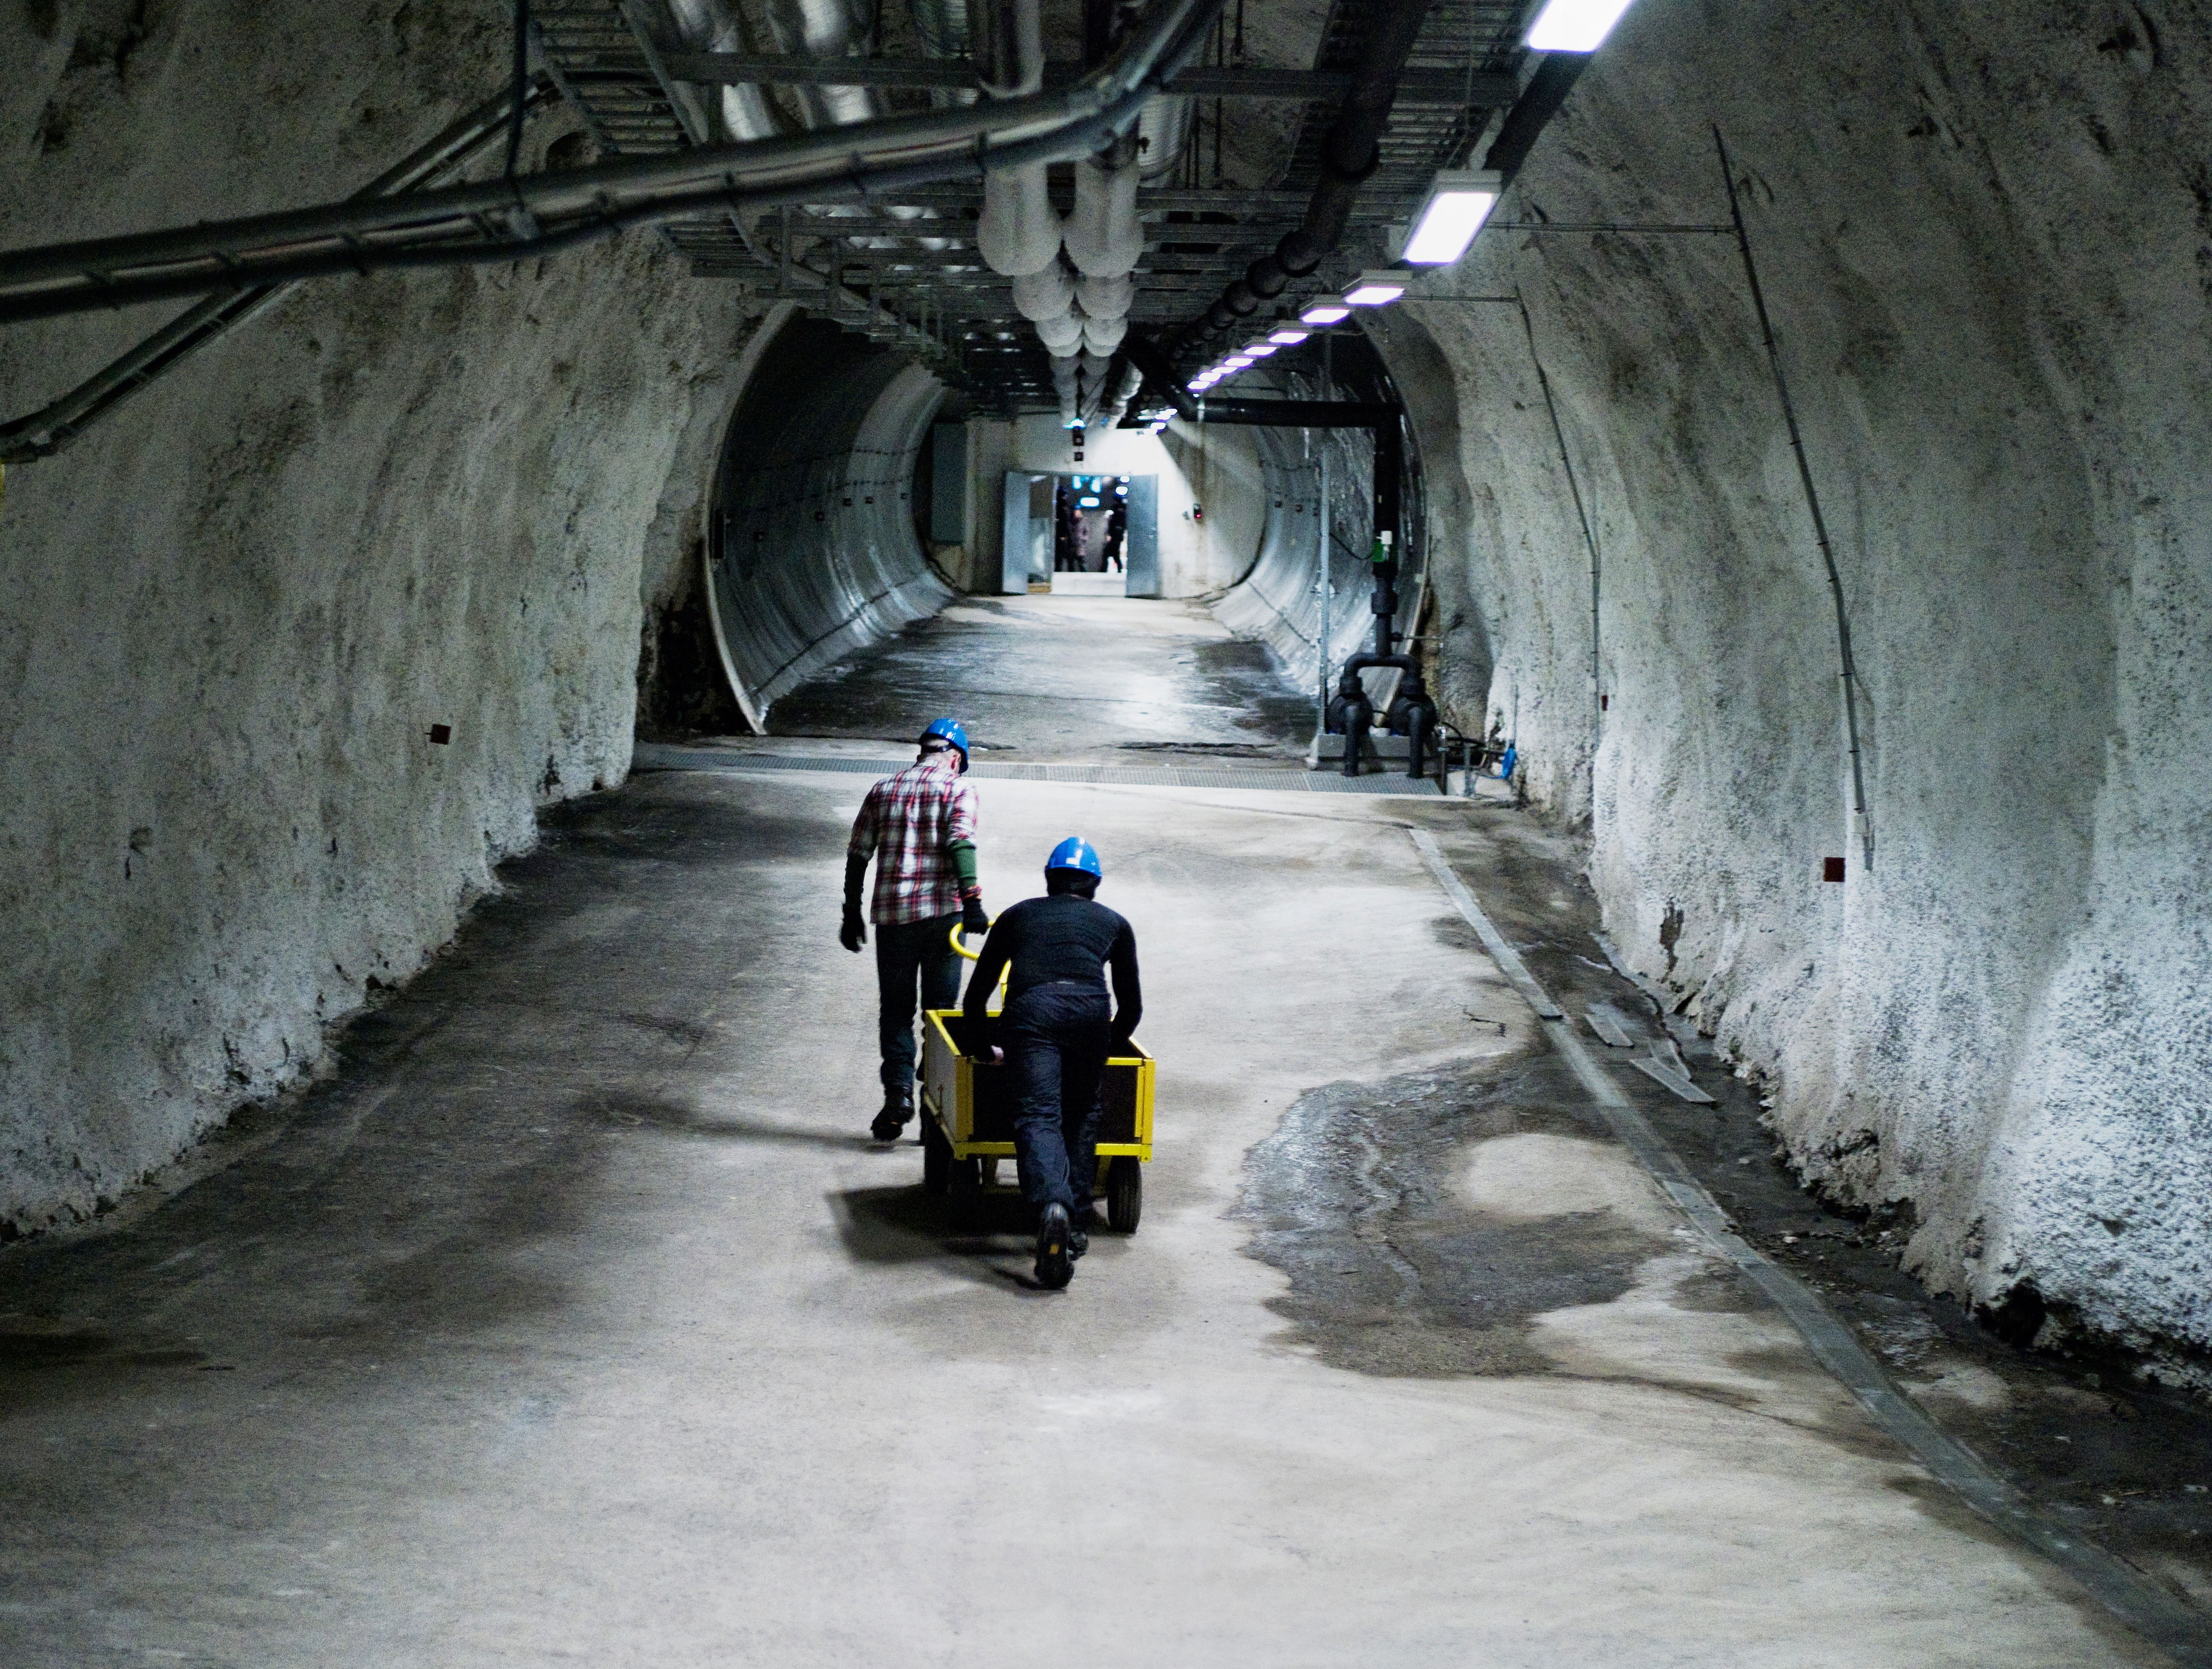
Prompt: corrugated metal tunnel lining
<box><xmin>704</xmin><ymin>314</ymin><xmax>952</xmax><ymax>728</ymax></box>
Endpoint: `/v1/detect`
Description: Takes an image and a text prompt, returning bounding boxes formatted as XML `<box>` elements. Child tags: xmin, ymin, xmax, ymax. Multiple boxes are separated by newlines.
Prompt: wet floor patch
<box><xmin>1236</xmin><ymin>1054</ymin><xmax>1689</xmax><ymax>1378</ymax></box>
<box><xmin>1398</xmin><ymin>801</ymin><xmax>2212</xmax><ymax>1605</ymax></box>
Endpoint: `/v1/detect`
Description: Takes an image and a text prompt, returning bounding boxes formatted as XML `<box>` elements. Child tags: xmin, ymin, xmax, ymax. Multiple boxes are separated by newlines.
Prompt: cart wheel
<box><xmin>947</xmin><ymin>1155</ymin><xmax>983</xmax><ymax>1232</ymax></box>
<box><xmin>1106</xmin><ymin>1157</ymin><xmax>1142</xmax><ymax>1235</ymax></box>
<box><xmin>922</xmin><ymin>1115</ymin><xmax>951</xmax><ymax>1195</ymax></box>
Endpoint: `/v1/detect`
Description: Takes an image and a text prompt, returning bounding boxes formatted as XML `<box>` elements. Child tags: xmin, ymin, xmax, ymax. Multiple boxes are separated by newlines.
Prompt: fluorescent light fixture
<box><xmin>1224</xmin><ymin>354</ymin><xmax>1254</xmax><ymax>368</ymax></box>
<box><xmin>1298</xmin><ymin>295</ymin><xmax>1350</xmax><ymax>326</ymax></box>
<box><xmin>1269</xmin><ymin>326</ymin><xmax>1310</xmax><ymax>345</ymax></box>
<box><xmin>1343</xmin><ymin>270</ymin><xmax>1407</xmax><ymax>306</ymax></box>
<box><xmin>1525</xmin><ymin>0</ymin><xmax>1636</xmax><ymax>52</ymax></box>
<box><xmin>1401</xmin><ymin>169</ymin><xmax>1502</xmax><ymax>265</ymax></box>
<box><xmin>1243</xmin><ymin>341</ymin><xmax>1279</xmax><ymax>357</ymax></box>
<box><xmin>1147</xmin><ymin>420</ymin><xmax>1168</xmax><ymax>432</ymax></box>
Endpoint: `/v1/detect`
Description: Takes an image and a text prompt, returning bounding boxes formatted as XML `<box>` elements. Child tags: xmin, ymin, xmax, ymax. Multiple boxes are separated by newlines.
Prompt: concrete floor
<box><xmin>768</xmin><ymin>594</ymin><xmax>1315</xmax><ymax>763</ymax></box>
<box><xmin>0</xmin><ymin>599</ymin><xmax>2186</xmax><ymax>1666</ymax></box>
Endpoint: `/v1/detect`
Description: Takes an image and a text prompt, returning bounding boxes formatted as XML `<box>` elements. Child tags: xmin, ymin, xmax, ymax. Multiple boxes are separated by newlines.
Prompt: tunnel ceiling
<box><xmin>530</xmin><ymin>0</ymin><xmax>1551</xmax><ymax>413</ymax></box>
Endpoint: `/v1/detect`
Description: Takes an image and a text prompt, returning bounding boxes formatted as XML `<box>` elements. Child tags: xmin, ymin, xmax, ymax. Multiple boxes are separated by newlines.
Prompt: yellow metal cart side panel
<box><xmin>923</xmin><ymin>1010</ymin><xmax>1154</xmax><ymax>1164</ymax></box>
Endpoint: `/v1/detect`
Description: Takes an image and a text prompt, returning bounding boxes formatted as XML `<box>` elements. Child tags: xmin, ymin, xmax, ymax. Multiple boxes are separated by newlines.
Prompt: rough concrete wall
<box><xmin>0</xmin><ymin>0</ymin><xmax>759</xmax><ymax>1232</ymax></box>
<box><xmin>1391</xmin><ymin>0</ymin><xmax>2212</xmax><ymax>1378</ymax></box>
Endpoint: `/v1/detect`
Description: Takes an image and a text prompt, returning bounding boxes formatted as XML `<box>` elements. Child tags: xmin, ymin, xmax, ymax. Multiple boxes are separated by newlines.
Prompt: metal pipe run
<box><xmin>0</xmin><ymin>0</ymin><xmax>1221</xmax><ymax>326</ymax></box>
<box><xmin>1171</xmin><ymin>0</ymin><xmax>1433</xmax><ymax>353</ymax></box>
<box><xmin>0</xmin><ymin>76</ymin><xmax>559</xmax><ymax>461</ymax></box>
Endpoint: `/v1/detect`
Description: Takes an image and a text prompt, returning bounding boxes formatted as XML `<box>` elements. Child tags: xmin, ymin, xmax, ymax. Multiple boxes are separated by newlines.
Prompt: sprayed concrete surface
<box><xmin>0</xmin><ymin>0</ymin><xmax>777</xmax><ymax>1236</ymax></box>
<box><xmin>1357</xmin><ymin>0</ymin><xmax>2212</xmax><ymax>1381</ymax></box>
<box><xmin>0</xmin><ymin>757</ymin><xmax>2188</xmax><ymax>1664</ymax></box>
<box><xmin>2</xmin><ymin>267</ymin><xmax>2202</xmax><ymax>1653</ymax></box>
<box><xmin>768</xmin><ymin>594</ymin><xmax>1312</xmax><ymax>763</ymax></box>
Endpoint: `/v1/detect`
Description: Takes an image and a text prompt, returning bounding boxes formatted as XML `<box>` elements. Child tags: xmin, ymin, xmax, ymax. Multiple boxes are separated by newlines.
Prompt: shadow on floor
<box><xmin>830</xmin><ymin>1185</ymin><xmax>1063</xmax><ymax>1293</ymax></box>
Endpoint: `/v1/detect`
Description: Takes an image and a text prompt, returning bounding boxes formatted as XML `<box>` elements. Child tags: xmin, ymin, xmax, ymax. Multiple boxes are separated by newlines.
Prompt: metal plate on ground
<box><xmin>1584</xmin><ymin>1005</ymin><xmax>1635</xmax><ymax>1048</ymax></box>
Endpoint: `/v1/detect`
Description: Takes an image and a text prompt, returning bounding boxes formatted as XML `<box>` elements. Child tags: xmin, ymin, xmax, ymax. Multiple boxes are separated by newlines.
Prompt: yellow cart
<box><xmin>919</xmin><ymin>922</ymin><xmax>1154</xmax><ymax>1233</ymax></box>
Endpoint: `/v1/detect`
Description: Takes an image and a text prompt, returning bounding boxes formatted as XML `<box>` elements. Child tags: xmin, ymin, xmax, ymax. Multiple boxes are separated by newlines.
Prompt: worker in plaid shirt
<box><xmin>843</xmin><ymin>717</ymin><xmax>992</xmax><ymax>1141</ymax></box>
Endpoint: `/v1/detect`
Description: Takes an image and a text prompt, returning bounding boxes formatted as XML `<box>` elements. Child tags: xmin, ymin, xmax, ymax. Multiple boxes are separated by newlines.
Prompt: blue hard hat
<box><xmin>919</xmin><ymin>717</ymin><xmax>969</xmax><ymax>769</ymax></box>
<box><xmin>1045</xmin><ymin>837</ymin><xmax>1103</xmax><ymax>879</ymax></box>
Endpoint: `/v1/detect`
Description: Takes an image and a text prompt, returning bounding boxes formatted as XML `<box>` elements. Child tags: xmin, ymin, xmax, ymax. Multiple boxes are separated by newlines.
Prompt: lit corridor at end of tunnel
<box><xmin>6</xmin><ymin>0</ymin><xmax>2212</xmax><ymax>1664</ymax></box>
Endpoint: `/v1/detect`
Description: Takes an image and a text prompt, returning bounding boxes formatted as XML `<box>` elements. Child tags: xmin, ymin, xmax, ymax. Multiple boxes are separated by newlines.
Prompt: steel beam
<box><xmin>655</xmin><ymin>52</ymin><xmax>1514</xmax><ymax>105</ymax></box>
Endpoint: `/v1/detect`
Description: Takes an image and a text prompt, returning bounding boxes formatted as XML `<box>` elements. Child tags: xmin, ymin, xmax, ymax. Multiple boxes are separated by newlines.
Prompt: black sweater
<box><xmin>964</xmin><ymin>895</ymin><xmax>1141</xmax><ymax>1039</ymax></box>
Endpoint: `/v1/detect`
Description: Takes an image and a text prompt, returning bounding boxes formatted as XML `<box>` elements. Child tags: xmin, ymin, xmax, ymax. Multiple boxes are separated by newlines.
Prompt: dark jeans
<box><xmin>875</xmin><ymin>912</ymin><xmax>962</xmax><ymax>1097</ymax></box>
<box><xmin>1004</xmin><ymin>983</ymin><xmax>1112</xmax><ymax>1218</ymax></box>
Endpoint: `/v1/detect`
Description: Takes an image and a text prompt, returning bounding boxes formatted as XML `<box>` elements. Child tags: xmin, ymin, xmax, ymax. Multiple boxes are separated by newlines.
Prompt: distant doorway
<box><xmin>1002</xmin><ymin>472</ymin><xmax>1158</xmax><ymax>596</ymax></box>
<box><xmin>1054</xmin><ymin>476</ymin><xmax>1125</xmax><ymax>572</ymax></box>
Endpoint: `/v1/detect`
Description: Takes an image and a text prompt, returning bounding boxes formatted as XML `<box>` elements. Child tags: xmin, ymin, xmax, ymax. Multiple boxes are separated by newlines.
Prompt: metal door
<box><xmin>1123</xmin><ymin>474</ymin><xmax>1160</xmax><ymax>596</ymax></box>
<box><xmin>1001</xmin><ymin>472</ymin><xmax>1040</xmax><ymax>593</ymax></box>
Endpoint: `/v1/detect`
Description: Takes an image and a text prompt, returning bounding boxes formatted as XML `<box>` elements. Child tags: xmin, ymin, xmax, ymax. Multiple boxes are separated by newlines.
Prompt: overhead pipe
<box><xmin>1136</xmin><ymin>93</ymin><xmax>1194</xmax><ymax>179</ymax></box>
<box><xmin>1173</xmin><ymin>0</ymin><xmax>1433</xmax><ymax>354</ymax></box>
<box><xmin>0</xmin><ymin>77</ymin><xmax>558</xmax><ymax>462</ymax></box>
<box><xmin>760</xmin><ymin>0</ymin><xmax>884</xmax><ymax>128</ymax></box>
<box><xmin>974</xmin><ymin>0</ymin><xmax>1062</xmax><ymax>276</ymax></box>
<box><xmin>664</xmin><ymin>0</ymin><xmax>782</xmax><ymax>140</ymax></box>
<box><xmin>0</xmin><ymin>0</ymin><xmax>1222</xmax><ymax>323</ymax></box>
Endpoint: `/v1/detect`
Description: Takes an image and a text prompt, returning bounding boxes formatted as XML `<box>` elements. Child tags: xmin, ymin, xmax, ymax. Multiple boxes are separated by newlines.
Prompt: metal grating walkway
<box><xmin>632</xmin><ymin>745</ymin><xmax>1443</xmax><ymax>794</ymax></box>
<box><xmin>531</xmin><ymin>0</ymin><xmax>754</xmax><ymax>274</ymax></box>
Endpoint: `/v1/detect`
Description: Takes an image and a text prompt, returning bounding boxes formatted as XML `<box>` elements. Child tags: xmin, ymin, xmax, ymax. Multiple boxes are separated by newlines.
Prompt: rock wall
<box><xmin>1384</xmin><ymin>0</ymin><xmax>2212</xmax><ymax>1377</ymax></box>
<box><xmin>0</xmin><ymin>0</ymin><xmax>764</xmax><ymax>1232</ymax></box>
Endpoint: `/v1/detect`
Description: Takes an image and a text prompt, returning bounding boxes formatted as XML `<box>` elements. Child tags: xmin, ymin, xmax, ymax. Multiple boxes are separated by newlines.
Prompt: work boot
<box><xmin>1034</xmin><ymin>1203</ymin><xmax>1073</xmax><ymax>1290</ymax></box>
<box><xmin>1068</xmin><ymin>1220</ymin><xmax>1089</xmax><ymax>1261</ymax></box>
<box><xmin>870</xmin><ymin>1092</ymin><xmax>912</xmax><ymax>1144</ymax></box>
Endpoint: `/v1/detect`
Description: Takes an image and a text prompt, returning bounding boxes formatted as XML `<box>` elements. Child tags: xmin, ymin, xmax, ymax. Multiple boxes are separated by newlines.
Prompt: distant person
<box><xmin>1104</xmin><ymin>495</ymin><xmax>1127</xmax><ymax>574</ymax></box>
<box><xmin>962</xmin><ymin>838</ymin><xmax>1141</xmax><ymax>1289</ymax></box>
<box><xmin>842</xmin><ymin>719</ymin><xmax>991</xmax><ymax>1142</ymax></box>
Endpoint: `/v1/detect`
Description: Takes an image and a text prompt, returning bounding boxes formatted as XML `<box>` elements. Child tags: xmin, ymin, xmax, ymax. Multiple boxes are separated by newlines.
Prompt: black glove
<box><xmin>961</xmin><ymin>893</ymin><xmax>990</xmax><ymax>939</ymax></box>
<box><xmin>839</xmin><ymin>906</ymin><xmax>866</xmax><ymax>954</ymax></box>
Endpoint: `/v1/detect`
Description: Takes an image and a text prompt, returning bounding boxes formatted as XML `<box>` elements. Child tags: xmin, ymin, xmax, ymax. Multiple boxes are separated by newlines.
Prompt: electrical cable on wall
<box><xmin>1715</xmin><ymin>125</ymin><xmax>1875</xmax><ymax>874</ymax></box>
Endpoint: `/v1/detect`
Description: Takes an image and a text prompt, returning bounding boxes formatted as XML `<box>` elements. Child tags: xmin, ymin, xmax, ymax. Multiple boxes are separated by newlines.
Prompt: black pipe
<box><xmin>1481</xmin><ymin>53</ymin><xmax>1587</xmax><ymax>178</ymax></box>
<box><xmin>1171</xmin><ymin>0</ymin><xmax>1433</xmax><ymax>355</ymax></box>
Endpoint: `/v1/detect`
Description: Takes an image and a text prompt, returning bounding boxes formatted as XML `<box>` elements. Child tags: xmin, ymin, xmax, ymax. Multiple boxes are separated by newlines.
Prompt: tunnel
<box><xmin>3</xmin><ymin>0</ymin><xmax>2211</xmax><ymax>1662</ymax></box>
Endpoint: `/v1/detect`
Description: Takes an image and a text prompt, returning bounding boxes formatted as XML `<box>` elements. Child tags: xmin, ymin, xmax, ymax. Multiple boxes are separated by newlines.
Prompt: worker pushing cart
<box><xmin>961</xmin><ymin>837</ymin><xmax>1141</xmax><ymax>1290</ymax></box>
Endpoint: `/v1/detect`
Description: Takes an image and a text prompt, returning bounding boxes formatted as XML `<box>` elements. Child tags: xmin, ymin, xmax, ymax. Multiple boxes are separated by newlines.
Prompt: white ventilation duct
<box><xmin>973</xmin><ymin>0</ymin><xmax>1062</xmax><ymax>278</ymax></box>
<box><xmin>1012</xmin><ymin>264</ymin><xmax>1076</xmax><ymax>322</ymax></box>
<box><xmin>1080</xmin><ymin>315</ymin><xmax>1127</xmax><ymax>356</ymax></box>
<box><xmin>1063</xmin><ymin>142</ymin><xmax>1144</xmax><ymax>278</ymax></box>
<box><xmin>1050</xmin><ymin>354</ymin><xmax>1081</xmax><ymax>425</ymax></box>
<box><xmin>1036</xmin><ymin>311</ymin><xmax>1086</xmax><ymax>355</ymax></box>
<box><xmin>1074</xmin><ymin>272</ymin><xmax>1135</xmax><ymax>318</ymax></box>
<box><xmin>1136</xmin><ymin>96</ymin><xmax>1194</xmax><ymax>180</ymax></box>
<box><xmin>1098</xmin><ymin>359</ymin><xmax>1146</xmax><ymax>430</ymax></box>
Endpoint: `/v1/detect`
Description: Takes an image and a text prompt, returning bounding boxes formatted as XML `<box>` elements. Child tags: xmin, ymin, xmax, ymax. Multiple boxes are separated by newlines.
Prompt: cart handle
<box><xmin>950</xmin><ymin>916</ymin><xmax>995</xmax><ymax>960</ymax></box>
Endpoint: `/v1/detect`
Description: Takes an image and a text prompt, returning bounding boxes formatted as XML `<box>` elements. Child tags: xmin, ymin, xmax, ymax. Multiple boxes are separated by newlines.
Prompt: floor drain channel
<box><xmin>1408</xmin><ymin>826</ymin><xmax>2212</xmax><ymax>1669</ymax></box>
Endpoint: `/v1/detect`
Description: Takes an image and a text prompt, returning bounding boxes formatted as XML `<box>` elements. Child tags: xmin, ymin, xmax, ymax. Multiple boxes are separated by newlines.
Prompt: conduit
<box><xmin>1173</xmin><ymin>0</ymin><xmax>1433</xmax><ymax>355</ymax></box>
<box><xmin>0</xmin><ymin>77</ymin><xmax>558</xmax><ymax>462</ymax></box>
<box><xmin>0</xmin><ymin>0</ymin><xmax>1222</xmax><ymax>323</ymax></box>
<box><xmin>1716</xmin><ymin>126</ymin><xmax>1874</xmax><ymax>873</ymax></box>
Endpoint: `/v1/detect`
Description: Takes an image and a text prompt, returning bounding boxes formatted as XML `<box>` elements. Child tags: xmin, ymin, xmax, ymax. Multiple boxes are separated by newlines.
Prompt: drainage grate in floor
<box><xmin>633</xmin><ymin>745</ymin><xmax>1441</xmax><ymax>796</ymax></box>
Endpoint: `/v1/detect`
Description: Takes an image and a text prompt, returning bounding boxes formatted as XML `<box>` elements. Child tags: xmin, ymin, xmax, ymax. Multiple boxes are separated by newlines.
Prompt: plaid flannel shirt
<box><xmin>847</xmin><ymin>756</ymin><xmax>979</xmax><ymax>926</ymax></box>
